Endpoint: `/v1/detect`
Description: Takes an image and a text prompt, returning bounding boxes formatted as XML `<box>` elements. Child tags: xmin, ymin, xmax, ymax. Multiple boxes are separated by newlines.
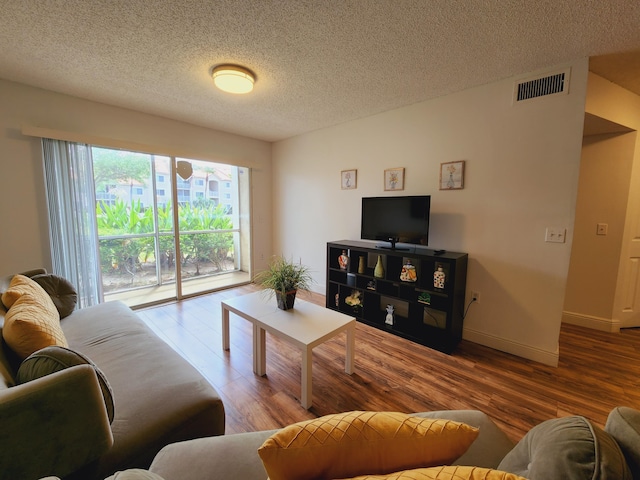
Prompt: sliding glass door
<box><xmin>93</xmin><ymin>147</ymin><xmax>251</xmax><ymax>306</ymax></box>
<box><xmin>174</xmin><ymin>158</ymin><xmax>243</xmax><ymax>297</ymax></box>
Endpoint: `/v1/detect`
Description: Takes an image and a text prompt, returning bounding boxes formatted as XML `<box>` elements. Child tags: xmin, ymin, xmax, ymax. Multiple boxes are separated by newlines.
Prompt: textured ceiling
<box><xmin>1</xmin><ymin>1</ymin><xmax>639</xmax><ymax>142</ymax></box>
<box><xmin>590</xmin><ymin>50</ymin><xmax>640</xmax><ymax>98</ymax></box>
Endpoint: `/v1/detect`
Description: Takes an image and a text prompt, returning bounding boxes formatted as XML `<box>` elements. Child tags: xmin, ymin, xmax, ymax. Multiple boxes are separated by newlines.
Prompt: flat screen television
<box><xmin>361</xmin><ymin>195</ymin><xmax>430</xmax><ymax>249</ymax></box>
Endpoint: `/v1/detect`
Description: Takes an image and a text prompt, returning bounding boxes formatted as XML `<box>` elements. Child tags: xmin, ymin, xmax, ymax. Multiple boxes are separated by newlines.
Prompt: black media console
<box><xmin>326</xmin><ymin>240</ymin><xmax>468</xmax><ymax>354</ymax></box>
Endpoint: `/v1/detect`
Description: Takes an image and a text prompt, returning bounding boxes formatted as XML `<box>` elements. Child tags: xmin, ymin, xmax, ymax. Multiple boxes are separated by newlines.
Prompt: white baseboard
<box><xmin>463</xmin><ymin>328</ymin><xmax>559</xmax><ymax>367</ymax></box>
<box><xmin>562</xmin><ymin>311</ymin><xmax>620</xmax><ymax>332</ymax></box>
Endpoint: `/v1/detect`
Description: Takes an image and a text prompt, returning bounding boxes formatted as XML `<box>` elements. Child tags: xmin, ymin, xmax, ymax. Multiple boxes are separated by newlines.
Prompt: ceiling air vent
<box><xmin>513</xmin><ymin>68</ymin><xmax>570</xmax><ymax>104</ymax></box>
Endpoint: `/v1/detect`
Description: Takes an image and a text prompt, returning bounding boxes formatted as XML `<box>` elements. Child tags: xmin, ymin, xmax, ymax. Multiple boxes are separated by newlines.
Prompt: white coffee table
<box><xmin>221</xmin><ymin>290</ymin><xmax>356</xmax><ymax>409</ymax></box>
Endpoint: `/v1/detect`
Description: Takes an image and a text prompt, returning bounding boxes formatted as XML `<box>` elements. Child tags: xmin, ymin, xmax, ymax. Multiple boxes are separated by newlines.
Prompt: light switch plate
<box><xmin>545</xmin><ymin>227</ymin><xmax>566</xmax><ymax>243</ymax></box>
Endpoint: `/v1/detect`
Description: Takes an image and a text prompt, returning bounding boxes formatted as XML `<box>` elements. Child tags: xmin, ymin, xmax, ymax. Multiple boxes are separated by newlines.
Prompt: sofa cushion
<box><xmin>257</xmin><ymin>411</ymin><xmax>479</xmax><ymax>480</ymax></box>
<box><xmin>105</xmin><ymin>469</ymin><xmax>166</xmax><ymax>480</ymax></box>
<box><xmin>1</xmin><ymin>274</ymin><xmax>68</xmax><ymax>359</ymax></box>
<box><xmin>342</xmin><ymin>465</ymin><xmax>527</xmax><ymax>479</ymax></box>
<box><xmin>61</xmin><ymin>300</ymin><xmax>225</xmax><ymax>479</ymax></box>
<box><xmin>17</xmin><ymin>345</ymin><xmax>115</xmax><ymax>423</ymax></box>
<box><xmin>605</xmin><ymin>406</ymin><xmax>640</xmax><ymax>479</ymax></box>
<box><xmin>31</xmin><ymin>273</ymin><xmax>78</xmax><ymax>319</ymax></box>
<box><xmin>498</xmin><ymin>416</ymin><xmax>632</xmax><ymax>480</ymax></box>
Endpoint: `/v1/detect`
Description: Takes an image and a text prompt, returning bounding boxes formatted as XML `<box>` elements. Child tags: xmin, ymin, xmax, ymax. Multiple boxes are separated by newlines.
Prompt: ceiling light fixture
<box><xmin>212</xmin><ymin>65</ymin><xmax>255</xmax><ymax>94</ymax></box>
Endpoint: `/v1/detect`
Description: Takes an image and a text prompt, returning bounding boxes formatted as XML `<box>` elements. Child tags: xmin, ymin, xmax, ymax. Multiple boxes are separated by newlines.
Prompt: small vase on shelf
<box><xmin>374</xmin><ymin>255</ymin><xmax>385</xmax><ymax>278</ymax></box>
<box><xmin>338</xmin><ymin>250</ymin><xmax>348</xmax><ymax>270</ymax></box>
<box><xmin>358</xmin><ymin>256</ymin><xmax>365</xmax><ymax>274</ymax></box>
<box><xmin>400</xmin><ymin>260</ymin><xmax>417</xmax><ymax>282</ymax></box>
<box><xmin>434</xmin><ymin>265</ymin><xmax>446</xmax><ymax>289</ymax></box>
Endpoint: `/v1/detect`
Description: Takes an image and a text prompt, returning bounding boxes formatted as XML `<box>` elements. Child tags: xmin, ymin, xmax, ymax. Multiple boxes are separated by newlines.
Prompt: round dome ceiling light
<box><xmin>212</xmin><ymin>65</ymin><xmax>255</xmax><ymax>94</ymax></box>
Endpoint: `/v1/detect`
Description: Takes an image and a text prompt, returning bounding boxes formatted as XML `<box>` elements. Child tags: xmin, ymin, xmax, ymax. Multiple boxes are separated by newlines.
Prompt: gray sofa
<box><xmin>0</xmin><ymin>270</ymin><xmax>225</xmax><ymax>480</ymax></box>
<box><xmin>147</xmin><ymin>409</ymin><xmax>516</xmax><ymax>480</ymax></box>
<box><xmin>119</xmin><ymin>407</ymin><xmax>640</xmax><ymax>480</ymax></box>
<box><xmin>139</xmin><ymin>407</ymin><xmax>640</xmax><ymax>479</ymax></box>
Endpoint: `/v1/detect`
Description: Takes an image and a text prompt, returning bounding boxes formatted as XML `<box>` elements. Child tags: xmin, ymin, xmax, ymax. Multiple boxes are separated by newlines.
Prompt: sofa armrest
<box><xmin>0</xmin><ymin>364</ymin><xmax>114</xmax><ymax>480</ymax></box>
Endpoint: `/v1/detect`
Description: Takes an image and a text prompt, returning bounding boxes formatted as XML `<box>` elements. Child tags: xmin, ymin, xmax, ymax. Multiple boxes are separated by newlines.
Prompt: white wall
<box><xmin>0</xmin><ymin>79</ymin><xmax>272</xmax><ymax>277</ymax></box>
<box><xmin>272</xmin><ymin>59</ymin><xmax>589</xmax><ymax>365</ymax></box>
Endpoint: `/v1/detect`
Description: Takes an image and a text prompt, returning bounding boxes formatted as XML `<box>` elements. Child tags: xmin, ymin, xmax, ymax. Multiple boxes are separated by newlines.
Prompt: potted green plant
<box><xmin>254</xmin><ymin>256</ymin><xmax>313</xmax><ymax>310</ymax></box>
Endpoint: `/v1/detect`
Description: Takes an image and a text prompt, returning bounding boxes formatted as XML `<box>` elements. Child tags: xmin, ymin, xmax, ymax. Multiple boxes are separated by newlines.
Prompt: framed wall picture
<box><xmin>341</xmin><ymin>169</ymin><xmax>357</xmax><ymax>189</ymax></box>
<box><xmin>384</xmin><ymin>167</ymin><xmax>405</xmax><ymax>191</ymax></box>
<box><xmin>439</xmin><ymin>161</ymin><xmax>465</xmax><ymax>190</ymax></box>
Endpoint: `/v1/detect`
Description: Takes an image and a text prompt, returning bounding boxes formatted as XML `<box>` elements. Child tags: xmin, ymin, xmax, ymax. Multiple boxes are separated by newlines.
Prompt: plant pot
<box><xmin>276</xmin><ymin>290</ymin><xmax>297</xmax><ymax>310</ymax></box>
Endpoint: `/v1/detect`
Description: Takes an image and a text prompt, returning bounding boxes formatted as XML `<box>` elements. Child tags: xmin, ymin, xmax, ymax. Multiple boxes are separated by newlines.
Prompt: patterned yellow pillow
<box><xmin>257</xmin><ymin>411</ymin><xmax>479</xmax><ymax>480</ymax></box>
<box><xmin>341</xmin><ymin>465</ymin><xmax>528</xmax><ymax>479</ymax></box>
<box><xmin>1</xmin><ymin>274</ymin><xmax>68</xmax><ymax>359</ymax></box>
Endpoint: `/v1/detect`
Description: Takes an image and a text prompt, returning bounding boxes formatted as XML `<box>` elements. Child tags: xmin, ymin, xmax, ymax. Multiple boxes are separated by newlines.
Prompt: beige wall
<box><xmin>272</xmin><ymin>59</ymin><xmax>590</xmax><ymax>365</ymax></box>
<box><xmin>0</xmin><ymin>79</ymin><xmax>272</xmax><ymax>277</ymax></box>
<box><xmin>571</xmin><ymin>73</ymin><xmax>640</xmax><ymax>329</ymax></box>
<box><xmin>0</xmin><ymin>59</ymin><xmax>593</xmax><ymax>365</ymax></box>
<box><xmin>564</xmin><ymin>130</ymin><xmax>635</xmax><ymax>329</ymax></box>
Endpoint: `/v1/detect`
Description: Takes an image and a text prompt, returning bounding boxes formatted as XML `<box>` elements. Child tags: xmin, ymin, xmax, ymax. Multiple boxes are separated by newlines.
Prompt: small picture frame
<box><xmin>439</xmin><ymin>161</ymin><xmax>465</xmax><ymax>190</ymax></box>
<box><xmin>341</xmin><ymin>169</ymin><xmax>357</xmax><ymax>190</ymax></box>
<box><xmin>384</xmin><ymin>167</ymin><xmax>405</xmax><ymax>191</ymax></box>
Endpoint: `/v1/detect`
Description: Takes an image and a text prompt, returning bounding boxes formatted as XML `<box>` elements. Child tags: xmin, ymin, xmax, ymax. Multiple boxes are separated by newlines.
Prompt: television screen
<box><xmin>361</xmin><ymin>196</ymin><xmax>430</xmax><ymax>249</ymax></box>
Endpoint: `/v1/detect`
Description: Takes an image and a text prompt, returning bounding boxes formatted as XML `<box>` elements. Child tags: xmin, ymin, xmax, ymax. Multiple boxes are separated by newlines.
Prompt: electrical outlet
<box><xmin>471</xmin><ymin>291</ymin><xmax>480</xmax><ymax>303</ymax></box>
<box><xmin>596</xmin><ymin>223</ymin><xmax>608</xmax><ymax>235</ymax></box>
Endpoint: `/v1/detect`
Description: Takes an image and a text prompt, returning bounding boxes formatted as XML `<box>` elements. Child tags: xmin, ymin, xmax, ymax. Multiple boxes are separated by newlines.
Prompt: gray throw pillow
<box><xmin>30</xmin><ymin>273</ymin><xmax>78</xmax><ymax>318</ymax></box>
<box><xmin>605</xmin><ymin>406</ymin><xmax>640</xmax><ymax>478</ymax></box>
<box><xmin>498</xmin><ymin>416</ymin><xmax>631</xmax><ymax>480</ymax></box>
<box><xmin>16</xmin><ymin>346</ymin><xmax>115</xmax><ymax>423</ymax></box>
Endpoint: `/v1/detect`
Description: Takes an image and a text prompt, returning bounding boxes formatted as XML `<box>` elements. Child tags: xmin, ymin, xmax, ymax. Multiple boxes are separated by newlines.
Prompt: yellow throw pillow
<box><xmin>257</xmin><ymin>411</ymin><xmax>479</xmax><ymax>480</ymax></box>
<box><xmin>1</xmin><ymin>274</ymin><xmax>33</xmax><ymax>309</ymax></box>
<box><xmin>2</xmin><ymin>274</ymin><xmax>68</xmax><ymax>359</ymax></box>
<box><xmin>340</xmin><ymin>465</ymin><xmax>528</xmax><ymax>479</ymax></box>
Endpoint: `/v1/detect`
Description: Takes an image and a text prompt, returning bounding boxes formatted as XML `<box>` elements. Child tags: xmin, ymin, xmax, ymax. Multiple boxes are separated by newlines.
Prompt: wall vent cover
<box><xmin>513</xmin><ymin>68</ymin><xmax>570</xmax><ymax>104</ymax></box>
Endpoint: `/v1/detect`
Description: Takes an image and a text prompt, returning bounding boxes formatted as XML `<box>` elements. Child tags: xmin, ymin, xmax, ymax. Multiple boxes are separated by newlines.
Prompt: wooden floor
<box><xmin>137</xmin><ymin>284</ymin><xmax>640</xmax><ymax>442</ymax></box>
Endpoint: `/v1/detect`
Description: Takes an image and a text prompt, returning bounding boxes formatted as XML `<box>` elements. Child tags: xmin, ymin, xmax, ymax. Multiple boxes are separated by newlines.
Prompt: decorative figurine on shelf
<box><xmin>418</xmin><ymin>292</ymin><xmax>431</xmax><ymax>305</ymax></box>
<box><xmin>434</xmin><ymin>265</ymin><xmax>446</xmax><ymax>289</ymax></box>
<box><xmin>385</xmin><ymin>304</ymin><xmax>395</xmax><ymax>326</ymax></box>
<box><xmin>400</xmin><ymin>260</ymin><xmax>417</xmax><ymax>282</ymax></box>
<box><xmin>374</xmin><ymin>255</ymin><xmax>385</xmax><ymax>278</ymax></box>
<box><xmin>338</xmin><ymin>250</ymin><xmax>349</xmax><ymax>270</ymax></box>
<box><xmin>345</xmin><ymin>290</ymin><xmax>363</xmax><ymax>314</ymax></box>
<box><xmin>358</xmin><ymin>256</ymin><xmax>365</xmax><ymax>274</ymax></box>
<box><xmin>366</xmin><ymin>280</ymin><xmax>376</xmax><ymax>290</ymax></box>
<box><xmin>335</xmin><ymin>293</ymin><xmax>340</xmax><ymax>307</ymax></box>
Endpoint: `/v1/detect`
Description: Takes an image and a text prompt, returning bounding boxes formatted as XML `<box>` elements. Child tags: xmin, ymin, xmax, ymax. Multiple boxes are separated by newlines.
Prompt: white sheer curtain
<box><xmin>42</xmin><ymin>138</ymin><xmax>103</xmax><ymax>307</ymax></box>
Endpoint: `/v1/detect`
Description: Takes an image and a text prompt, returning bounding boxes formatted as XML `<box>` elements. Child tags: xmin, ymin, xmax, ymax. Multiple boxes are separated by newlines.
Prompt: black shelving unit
<box><xmin>326</xmin><ymin>240</ymin><xmax>468</xmax><ymax>354</ymax></box>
